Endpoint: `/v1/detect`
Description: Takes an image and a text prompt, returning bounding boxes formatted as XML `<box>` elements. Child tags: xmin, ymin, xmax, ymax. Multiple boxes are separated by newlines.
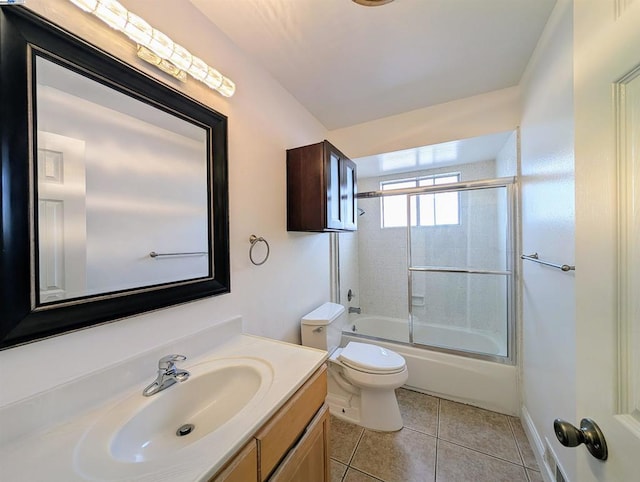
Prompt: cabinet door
<box><xmin>269</xmin><ymin>404</ymin><xmax>330</xmax><ymax>482</ymax></box>
<box><xmin>326</xmin><ymin>148</ymin><xmax>344</xmax><ymax>230</ymax></box>
<box><xmin>210</xmin><ymin>440</ymin><xmax>258</xmax><ymax>482</ymax></box>
<box><xmin>342</xmin><ymin>158</ymin><xmax>357</xmax><ymax>231</ymax></box>
<box><xmin>256</xmin><ymin>366</ymin><xmax>327</xmax><ymax>480</ymax></box>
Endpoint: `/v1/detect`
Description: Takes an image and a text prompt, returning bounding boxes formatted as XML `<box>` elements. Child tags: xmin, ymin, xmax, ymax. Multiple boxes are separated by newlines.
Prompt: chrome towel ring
<box><xmin>249</xmin><ymin>235</ymin><xmax>270</xmax><ymax>266</ymax></box>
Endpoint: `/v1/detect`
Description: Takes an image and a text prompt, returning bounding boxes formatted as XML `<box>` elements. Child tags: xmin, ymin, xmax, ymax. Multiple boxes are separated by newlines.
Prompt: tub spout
<box><xmin>348</xmin><ymin>307</ymin><xmax>361</xmax><ymax>314</ymax></box>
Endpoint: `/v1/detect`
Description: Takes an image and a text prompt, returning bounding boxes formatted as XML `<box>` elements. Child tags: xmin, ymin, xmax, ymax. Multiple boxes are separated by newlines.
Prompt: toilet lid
<box><xmin>338</xmin><ymin>342</ymin><xmax>406</xmax><ymax>374</ymax></box>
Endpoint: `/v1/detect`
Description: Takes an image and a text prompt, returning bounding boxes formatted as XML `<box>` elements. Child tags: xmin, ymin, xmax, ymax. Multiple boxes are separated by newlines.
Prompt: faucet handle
<box><xmin>158</xmin><ymin>354</ymin><xmax>186</xmax><ymax>370</ymax></box>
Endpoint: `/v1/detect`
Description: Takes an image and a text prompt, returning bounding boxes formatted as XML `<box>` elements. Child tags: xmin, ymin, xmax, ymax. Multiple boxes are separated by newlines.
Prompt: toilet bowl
<box><xmin>301</xmin><ymin>302</ymin><xmax>408</xmax><ymax>431</ymax></box>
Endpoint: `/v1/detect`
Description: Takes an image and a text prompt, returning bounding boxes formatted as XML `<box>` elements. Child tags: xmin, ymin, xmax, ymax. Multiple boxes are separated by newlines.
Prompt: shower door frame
<box><xmin>358</xmin><ymin>176</ymin><xmax>519</xmax><ymax>365</ymax></box>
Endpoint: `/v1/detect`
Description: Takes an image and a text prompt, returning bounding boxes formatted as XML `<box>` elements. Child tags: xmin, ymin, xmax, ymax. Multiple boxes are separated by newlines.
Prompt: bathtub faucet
<box><xmin>348</xmin><ymin>307</ymin><xmax>361</xmax><ymax>314</ymax></box>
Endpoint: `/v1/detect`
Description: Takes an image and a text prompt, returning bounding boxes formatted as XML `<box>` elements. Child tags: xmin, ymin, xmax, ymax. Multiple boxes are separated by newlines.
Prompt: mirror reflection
<box><xmin>35</xmin><ymin>56</ymin><xmax>210</xmax><ymax>304</ymax></box>
<box><xmin>1</xmin><ymin>7</ymin><xmax>229</xmax><ymax>349</ymax></box>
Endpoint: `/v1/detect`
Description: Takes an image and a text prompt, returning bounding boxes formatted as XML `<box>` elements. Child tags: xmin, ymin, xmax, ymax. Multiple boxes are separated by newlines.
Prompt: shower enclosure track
<box><xmin>356</xmin><ymin>176</ymin><xmax>516</xmax><ymax>199</ymax></box>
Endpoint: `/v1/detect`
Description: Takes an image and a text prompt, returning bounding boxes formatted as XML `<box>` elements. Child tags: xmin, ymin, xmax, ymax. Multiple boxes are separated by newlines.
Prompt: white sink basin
<box><xmin>75</xmin><ymin>357</ymin><xmax>273</xmax><ymax>477</ymax></box>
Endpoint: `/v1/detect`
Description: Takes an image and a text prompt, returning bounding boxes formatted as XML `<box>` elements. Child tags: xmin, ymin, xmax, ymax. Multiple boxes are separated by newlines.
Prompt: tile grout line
<box><xmin>436</xmin><ymin>397</ymin><xmax>441</xmax><ymax>440</ymax></box>
<box><xmin>346</xmin><ymin>427</ymin><xmax>366</xmax><ymax>467</ymax></box>
<box><xmin>508</xmin><ymin>415</ymin><xmax>542</xmax><ymax>473</ymax></box>
<box><xmin>434</xmin><ymin>397</ymin><xmax>441</xmax><ymax>482</ymax></box>
<box><xmin>347</xmin><ymin>429</ymin><xmax>393</xmax><ymax>481</ymax></box>
<box><xmin>434</xmin><ymin>436</ymin><xmax>440</xmax><ymax>482</ymax></box>
<box><xmin>525</xmin><ymin>467</ymin><xmax>533</xmax><ymax>482</ymax></box>
<box><xmin>401</xmin><ymin>424</ymin><xmax>439</xmax><ymax>439</ymax></box>
<box><xmin>507</xmin><ymin>415</ymin><xmax>528</xmax><ymax>467</ymax></box>
<box><xmin>345</xmin><ymin>466</ymin><xmax>386</xmax><ymax>482</ymax></box>
<box><xmin>437</xmin><ymin>437</ymin><xmax>531</xmax><ymax>471</ymax></box>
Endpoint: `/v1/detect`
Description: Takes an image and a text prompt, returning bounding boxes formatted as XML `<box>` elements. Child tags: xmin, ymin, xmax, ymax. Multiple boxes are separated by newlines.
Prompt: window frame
<box><xmin>380</xmin><ymin>173</ymin><xmax>461</xmax><ymax>228</ymax></box>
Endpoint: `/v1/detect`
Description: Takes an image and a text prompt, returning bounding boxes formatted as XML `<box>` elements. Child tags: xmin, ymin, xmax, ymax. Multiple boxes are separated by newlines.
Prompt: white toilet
<box><xmin>301</xmin><ymin>302</ymin><xmax>408</xmax><ymax>431</ymax></box>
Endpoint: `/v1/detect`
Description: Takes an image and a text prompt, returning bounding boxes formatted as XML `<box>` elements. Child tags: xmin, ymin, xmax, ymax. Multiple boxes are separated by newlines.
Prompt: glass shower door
<box><xmin>408</xmin><ymin>184</ymin><xmax>514</xmax><ymax>360</ymax></box>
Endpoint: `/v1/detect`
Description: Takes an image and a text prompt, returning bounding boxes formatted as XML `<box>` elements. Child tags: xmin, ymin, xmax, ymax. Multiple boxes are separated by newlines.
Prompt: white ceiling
<box><xmin>354</xmin><ymin>130</ymin><xmax>513</xmax><ymax>178</ymax></box>
<box><xmin>190</xmin><ymin>0</ymin><xmax>556</xmax><ymax>130</ymax></box>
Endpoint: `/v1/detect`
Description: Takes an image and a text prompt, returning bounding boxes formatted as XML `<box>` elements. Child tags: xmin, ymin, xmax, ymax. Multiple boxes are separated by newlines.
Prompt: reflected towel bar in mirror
<box><xmin>149</xmin><ymin>251</ymin><xmax>207</xmax><ymax>259</ymax></box>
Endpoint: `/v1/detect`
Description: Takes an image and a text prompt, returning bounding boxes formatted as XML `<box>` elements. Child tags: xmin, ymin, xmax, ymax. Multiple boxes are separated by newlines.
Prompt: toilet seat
<box><xmin>338</xmin><ymin>342</ymin><xmax>406</xmax><ymax>375</ymax></box>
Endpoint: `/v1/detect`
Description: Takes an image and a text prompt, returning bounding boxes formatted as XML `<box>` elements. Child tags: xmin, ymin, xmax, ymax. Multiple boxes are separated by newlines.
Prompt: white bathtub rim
<box><xmin>344</xmin><ymin>330</ymin><xmax>512</xmax><ymax>365</ymax></box>
<box><xmin>347</xmin><ymin>314</ymin><xmax>509</xmax><ymax>361</ymax></box>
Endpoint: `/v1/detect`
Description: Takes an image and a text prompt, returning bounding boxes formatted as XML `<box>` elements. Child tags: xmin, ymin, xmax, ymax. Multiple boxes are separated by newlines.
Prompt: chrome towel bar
<box><xmin>521</xmin><ymin>253</ymin><xmax>575</xmax><ymax>272</ymax></box>
<box><xmin>149</xmin><ymin>251</ymin><xmax>207</xmax><ymax>258</ymax></box>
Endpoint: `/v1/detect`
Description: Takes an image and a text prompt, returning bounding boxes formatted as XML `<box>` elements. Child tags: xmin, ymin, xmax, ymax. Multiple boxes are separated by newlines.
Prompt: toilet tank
<box><xmin>301</xmin><ymin>302</ymin><xmax>346</xmax><ymax>353</ymax></box>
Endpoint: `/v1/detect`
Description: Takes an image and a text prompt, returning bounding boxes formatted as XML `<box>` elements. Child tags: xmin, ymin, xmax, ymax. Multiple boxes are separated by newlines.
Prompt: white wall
<box><xmin>496</xmin><ymin>130</ymin><xmax>518</xmax><ymax>178</ymax></box>
<box><xmin>519</xmin><ymin>0</ymin><xmax>576</xmax><ymax>480</ymax></box>
<box><xmin>329</xmin><ymin>86</ymin><xmax>521</xmax><ymax>160</ymax></box>
<box><xmin>0</xmin><ymin>0</ymin><xmax>330</xmax><ymax>406</ymax></box>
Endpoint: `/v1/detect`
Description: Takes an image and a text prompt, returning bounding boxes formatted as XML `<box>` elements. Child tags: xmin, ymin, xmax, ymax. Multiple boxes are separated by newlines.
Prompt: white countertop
<box><xmin>0</xmin><ymin>322</ymin><xmax>327</xmax><ymax>481</ymax></box>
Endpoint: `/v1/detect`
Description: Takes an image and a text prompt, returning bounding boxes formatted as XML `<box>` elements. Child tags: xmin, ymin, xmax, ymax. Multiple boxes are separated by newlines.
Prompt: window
<box><xmin>381</xmin><ymin>174</ymin><xmax>460</xmax><ymax>228</ymax></box>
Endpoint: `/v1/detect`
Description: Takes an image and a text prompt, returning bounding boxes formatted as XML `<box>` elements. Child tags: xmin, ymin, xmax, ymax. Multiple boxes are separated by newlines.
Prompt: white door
<box><xmin>574</xmin><ymin>1</ymin><xmax>640</xmax><ymax>480</ymax></box>
<box><xmin>37</xmin><ymin>131</ymin><xmax>87</xmax><ymax>303</ymax></box>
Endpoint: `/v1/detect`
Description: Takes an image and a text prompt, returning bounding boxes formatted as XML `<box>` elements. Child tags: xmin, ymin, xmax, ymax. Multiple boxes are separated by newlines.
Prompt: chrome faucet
<box><xmin>142</xmin><ymin>354</ymin><xmax>190</xmax><ymax>397</ymax></box>
<box><xmin>348</xmin><ymin>307</ymin><xmax>361</xmax><ymax>314</ymax></box>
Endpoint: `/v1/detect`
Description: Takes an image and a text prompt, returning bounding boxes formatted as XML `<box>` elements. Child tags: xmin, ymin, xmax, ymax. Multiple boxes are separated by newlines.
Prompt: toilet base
<box><xmin>360</xmin><ymin>387</ymin><xmax>403</xmax><ymax>431</ymax></box>
<box><xmin>327</xmin><ymin>367</ymin><xmax>405</xmax><ymax>432</ymax></box>
<box><xmin>326</xmin><ymin>392</ymin><xmax>361</xmax><ymax>425</ymax></box>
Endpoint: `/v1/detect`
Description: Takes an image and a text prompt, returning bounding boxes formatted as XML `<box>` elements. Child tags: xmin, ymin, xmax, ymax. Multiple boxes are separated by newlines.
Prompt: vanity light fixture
<box><xmin>136</xmin><ymin>45</ymin><xmax>187</xmax><ymax>82</ymax></box>
<box><xmin>67</xmin><ymin>0</ymin><xmax>236</xmax><ymax>97</ymax></box>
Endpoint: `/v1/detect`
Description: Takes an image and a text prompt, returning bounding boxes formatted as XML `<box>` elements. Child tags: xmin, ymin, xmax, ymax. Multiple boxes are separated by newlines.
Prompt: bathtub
<box><xmin>342</xmin><ymin>315</ymin><xmax>518</xmax><ymax>415</ymax></box>
<box><xmin>346</xmin><ymin>315</ymin><xmax>505</xmax><ymax>355</ymax></box>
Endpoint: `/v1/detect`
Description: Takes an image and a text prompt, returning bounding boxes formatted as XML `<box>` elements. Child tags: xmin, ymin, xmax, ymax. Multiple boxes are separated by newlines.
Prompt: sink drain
<box><xmin>176</xmin><ymin>423</ymin><xmax>195</xmax><ymax>437</ymax></box>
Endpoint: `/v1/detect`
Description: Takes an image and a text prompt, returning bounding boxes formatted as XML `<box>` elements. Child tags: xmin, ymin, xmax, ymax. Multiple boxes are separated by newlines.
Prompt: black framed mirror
<box><xmin>0</xmin><ymin>6</ymin><xmax>230</xmax><ymax>349</ymax></box>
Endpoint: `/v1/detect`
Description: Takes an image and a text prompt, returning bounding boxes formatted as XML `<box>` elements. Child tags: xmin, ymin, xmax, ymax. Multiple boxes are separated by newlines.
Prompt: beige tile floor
<box><xmin>330</xmin><ymin>388</ymin><xmax>543</xmax><ymax>482</ymax></box>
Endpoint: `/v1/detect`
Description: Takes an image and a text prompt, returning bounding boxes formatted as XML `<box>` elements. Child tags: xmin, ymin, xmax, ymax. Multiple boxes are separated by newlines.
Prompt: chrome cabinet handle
<box><xmin>554</xmin><ymin>418</ymin><xmax>608</xmax><ymax>460</ymax></box>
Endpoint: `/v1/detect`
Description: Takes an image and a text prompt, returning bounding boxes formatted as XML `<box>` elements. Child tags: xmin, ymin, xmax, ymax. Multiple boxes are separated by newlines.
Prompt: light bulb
<box><xmin>217</xmin><ymin>77</ymin><xmax>236</xmax><ymax>97</ymax></box>
<box><xmin>124</xmin><ymin>12</ymin><xmax>152</xmax><ymax>45</ymax></box>
<box><xmin>187</xmin><ymin>56</ymin><xmax>208</xmax><ymax>81</ymax></box>
<box><xmin>68</xmin><ymin>0</ymin><xmax>98</xmax><ymax>12</ymax></box>
<box><xmin>94</xmin><ymin>0</ymin><xmax>128</xmax><ymax>31</ymax></box>
<box><xmin>148</xmin><ymin>30</ymin><xmax>174</xmax><ymax>60</ymax></box>
<box><xmin>204</xmin><ymin>67</ymin><xmax>223</xmax><ymax>90</ymax></box>
<box><xmin>137</xmin><ymin>46</ymin><xmax>186</xmax><ymax>82</ymax></box>
<box><xmin>157</xmin><ymin>59</ymin><xmax>187</xmax><ymax>82</ymax></box>
<box><xmin>168</xmin><ymin>44</ymin><xmax>193</xmax><ymax>71</ymax></box>
<box><xmin>136</xmin><ymin>45</ymin><xmax>161</xmax><ymax>65</ymax></box>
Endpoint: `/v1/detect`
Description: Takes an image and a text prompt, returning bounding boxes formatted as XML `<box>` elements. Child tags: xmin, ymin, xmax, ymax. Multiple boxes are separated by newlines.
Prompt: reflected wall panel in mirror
<box><xmin>0</xmin><ymin>6</ymin><xmax>230</xmax><ymax>349</ymax></box>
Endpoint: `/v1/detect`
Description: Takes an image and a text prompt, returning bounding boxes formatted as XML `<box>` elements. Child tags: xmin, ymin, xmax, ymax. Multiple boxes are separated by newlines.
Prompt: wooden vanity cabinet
<box><xmin>269</xmin><ymin>405</ymin><xmax>330</xmax><ymax>482</ymax></box>
<box><xmin>287</xmin><ymin>140</ymin><xmax>357</xmax><ymax>232</ymax></box>
<box><xmin>256</xmin><ymin>365</ymin><xmax>328</xmax><ymax>481</ymax></box>
<box><xmin>209</xmin><ymin>365</ymin><xmax>329</xmax><ymax>482</ymax></box>
<box><xmin>210</xmin><ymin>440</ymin><xmax>258</xmax><ymax>482</ymax></box>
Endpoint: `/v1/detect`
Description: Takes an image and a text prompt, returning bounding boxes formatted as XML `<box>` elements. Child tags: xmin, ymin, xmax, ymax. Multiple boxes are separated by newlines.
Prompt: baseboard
<box><xmin>521</xmin><ymin>405</ymin><xmax>555</xmax><ymax>482</ymax></box>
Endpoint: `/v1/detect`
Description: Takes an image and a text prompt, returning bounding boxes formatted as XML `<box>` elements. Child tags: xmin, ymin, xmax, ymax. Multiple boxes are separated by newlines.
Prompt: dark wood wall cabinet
<box><xmin>287</xmin><ymin>140</ymin><xmax>357</xmax><ymax>232</ymax></box>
